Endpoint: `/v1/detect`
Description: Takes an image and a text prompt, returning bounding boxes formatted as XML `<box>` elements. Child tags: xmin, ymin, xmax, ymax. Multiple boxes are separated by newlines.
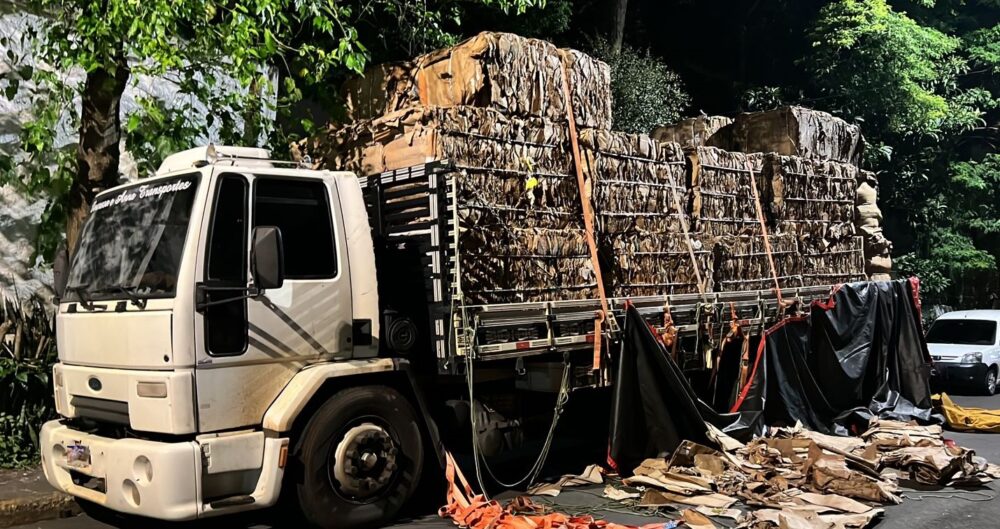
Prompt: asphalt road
<box><xmin>14</xmin><ymin>391</ymin><xmax>1000</xmax><ymax>529</ymax></box>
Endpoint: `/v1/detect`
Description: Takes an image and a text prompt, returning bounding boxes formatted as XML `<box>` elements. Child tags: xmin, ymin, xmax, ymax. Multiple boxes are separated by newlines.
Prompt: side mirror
<box><xmin>251</xmin><ymin>226</ymin><xmax>285</xmax><ymax>291</ymax></box>
<box><xmin>53</xmin><ymin>243</ymin><xmax>69</xmax><ymax>300</ymax></box>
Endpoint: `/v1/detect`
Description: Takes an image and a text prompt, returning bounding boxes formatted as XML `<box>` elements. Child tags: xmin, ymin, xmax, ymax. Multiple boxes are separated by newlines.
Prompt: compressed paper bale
<box><xmin>559</xmin><ymin>48</ymin><xmax>614</xmax><ymax>130</ymax></box>
<box><xmin>580</xmin><ymin>130</ymin><xmax>689</xmax><ymax>234</ymax></box>
<box><xmin>689</xmin><ymin>147</ymin><xmax>767</xmax><ymax>236</ymax></box>
<box><xmin>459</xmin><ymin>227</ymin><xmax>596</xmax><ymax>304</ymax></box>
<box><xmin>300</xmin><ymin>107</ymin><xmax>583</xmax><ymax>230</ymax></box>
<box><xmin>610</xmin><ymin>231</ymin><xmax>714</xmax><ymax>297</ymax></box>
<box><xmin>800</xmin><ymin>236</ymin><xmax>867</xmax><ymax>287</ymax></box>
<box><xmin>414</xmin><ymin>32</ymin><xmax>559</xmax><ymax>115</ymax></box>
<box><xmin>651</xmin><ymin>116</ymin><xmax>733</xmax><ymax>148</ymax></box>
<box><xmin>713</xmin><ymin>234</ymin><xmax>802</xmax><ymax>292</ymax></box>
<box><xmin>341</xmin><ymin>62</ymin><xmax>418</xmax><ymax>121</ymax></box>
<box><xmin>302</xmin><ymin>106</ymin><xmax>573</xmax><ymax>176</ymax></box>
<box><xmin>763</xmin><ymin>153</ymin><xmax>858</xmax><ymax>244</ymax></box>
<box><xmin>707</xmin><ymin>106</ymin><xmax>862</xmax><ymax>164</ymax></box>
<box><xmin>338</xmin><ymin>33</ymin><xmax>612</xmax><ymax>128</ymax></box>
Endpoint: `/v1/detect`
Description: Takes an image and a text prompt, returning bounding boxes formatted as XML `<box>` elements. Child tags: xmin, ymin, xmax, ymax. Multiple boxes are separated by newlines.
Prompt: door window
<box><xmin>204</xmin><ymin>174</ymin><xmax>249</xmax><ymax>355</ymax></box>
<box><xmin>253</xmin><ymin>178</ymin><xmax>337</xmax><ymax>279</ymax></box>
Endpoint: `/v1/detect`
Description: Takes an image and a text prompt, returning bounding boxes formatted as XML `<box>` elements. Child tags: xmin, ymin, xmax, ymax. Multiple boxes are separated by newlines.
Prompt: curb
<box><xmin>0</xmin><ymin>492</ymin><xmax>80</xmax><ymax>528</ymax></box>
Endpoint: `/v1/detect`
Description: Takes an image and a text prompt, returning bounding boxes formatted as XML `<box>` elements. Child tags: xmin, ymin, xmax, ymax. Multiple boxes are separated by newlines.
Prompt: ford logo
<box><xmin>87</xmin><ymin>377</ymin><xmax>102</xmax><ymax>392</ymax></box>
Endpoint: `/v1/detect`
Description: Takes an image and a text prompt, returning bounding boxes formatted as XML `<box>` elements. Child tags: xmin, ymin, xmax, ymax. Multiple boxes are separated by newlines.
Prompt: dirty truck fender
<box><xmin>261</xmin><ymin>358</ymin><xmax>444</xmax><ymax>467</ymax></box>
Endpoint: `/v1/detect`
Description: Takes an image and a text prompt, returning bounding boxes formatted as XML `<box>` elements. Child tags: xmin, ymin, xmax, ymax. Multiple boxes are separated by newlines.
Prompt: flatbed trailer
<box><xmin>361</xmin><ymin>161</ymin><xmax>839</xmax><ymax>374</ymax></box>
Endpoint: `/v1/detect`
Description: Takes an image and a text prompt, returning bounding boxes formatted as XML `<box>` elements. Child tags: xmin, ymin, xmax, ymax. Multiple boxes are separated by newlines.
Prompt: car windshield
<box><xmin>65</xmin><ymin>174</ymin><xmax>200</xmax><ymax>302</ymax></box>
<box><xmin>926</xmin><ymin>319</ymin><xmax>998</xmax><ymax>346</ymax></box>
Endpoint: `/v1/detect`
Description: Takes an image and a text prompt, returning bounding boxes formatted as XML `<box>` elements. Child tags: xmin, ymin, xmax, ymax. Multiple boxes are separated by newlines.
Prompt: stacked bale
<box><xmin>459</xmin><ymin>227</ymin><xmax>594</xmax><ymax>304</ymax></box>
<box><xmin>800</xmin><ymin>237</ymin><xmax>867</xmax><ymax>287</ymax></box>
<box><xmin>341</xmin><ymin>62</ymin><xmax>417</xmax><ymax>123</ymax></box>
<box><xmin>713</xmin><ymin>234</ymin><xmax>802</xmax><ymax>292</ymax></box>
<box><xmin>301</xmin><ymin>105</ymin><xmax>594</xmax><ymax>305</ymax></box>
<box><xmin>611</xmin><ymin>232</ymin><xmax>713</xmax><ymax>297</ymax></box>
<box><xmin>707</xmin><ymin>106</ymin><xmax>862</xmax><ymax>164</ymax></box>
<box><xmin>580</xmin><ymin>129</ymin><xmax>688</xmax><ymax>234</ymax></box>
<box><xmin>763</xmin><ymin>154</ymin><xmax>858</xmax><ymax>246</ymax></box>
<box><xmin>651</xmin><ymin>116</ymin><xmax>732</xmax><ymax>148</ymax></box>
<box><xmin>697</xmin><ymin>107</ymin><xmax>880</xmax><ymax>288</ymax></box>
<box><xmin>689</xmin><ymin>147</ymin><xmax>767</xmax><ymax>237</ymax></box>
<box><xmin>305</xmin><ymin>33</ymin><xmax>888</xmax><ymax>306</ymax></box>
<box><xmin>579</xmin><ymin>129</ymin><xmax>709</xmax><ymax>296</ymax></box>
<box><xmin>341</xmin><ymin>32</ymin><xmax>612</xmax><ymax>130</ymax></box>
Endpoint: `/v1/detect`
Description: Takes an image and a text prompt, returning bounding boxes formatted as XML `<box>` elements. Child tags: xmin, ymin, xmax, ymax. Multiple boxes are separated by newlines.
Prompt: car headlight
<box><xmin>961</xmin><ymin>352</ymin><xmax>983</xmax><ymax>364</ymax></box>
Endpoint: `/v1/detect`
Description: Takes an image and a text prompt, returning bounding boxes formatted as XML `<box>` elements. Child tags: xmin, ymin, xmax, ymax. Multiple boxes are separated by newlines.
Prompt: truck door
<box><xmin>194</xmin><ymin>172</ymin><xmax>353</xmax><ymax>432</ymax></box>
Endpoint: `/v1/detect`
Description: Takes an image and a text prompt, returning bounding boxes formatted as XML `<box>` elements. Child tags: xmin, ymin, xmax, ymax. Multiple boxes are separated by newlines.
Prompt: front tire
<box><xmin>292</xmin><ymin>385</ymin><xmax>424</xmax><ymax>529</ymax></box>
<box><xmin>982</xmin><ymin>367</ymin><xmax>997</xmax><ymax>396</ymax></box>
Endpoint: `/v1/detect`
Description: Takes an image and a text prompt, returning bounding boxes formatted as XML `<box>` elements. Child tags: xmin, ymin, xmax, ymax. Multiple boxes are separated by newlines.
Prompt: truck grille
<box><xmin>69</xmin><ymin>396</ymin><xmax>130</xmax><ymax>425</ymax></box>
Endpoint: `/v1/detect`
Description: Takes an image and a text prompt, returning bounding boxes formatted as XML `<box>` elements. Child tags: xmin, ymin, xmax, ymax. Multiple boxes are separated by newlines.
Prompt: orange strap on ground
<box><xmin>560</xmin><ymin>62</ymin><xmax>609</xmax><ymax>371</ymax></box>
<box><xmin>746</xmin><ymin>161</ymin><xmax>784</xmax><ymax>307</ymax></box>
<box><xmin>440</xmin><ymin>451</ymin><xmax>669</xmax><ymax>529</ymax></box>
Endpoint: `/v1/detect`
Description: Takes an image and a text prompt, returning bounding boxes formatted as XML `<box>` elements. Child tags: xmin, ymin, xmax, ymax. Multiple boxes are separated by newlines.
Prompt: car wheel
<box><xmin>291</xmin><ymin>385</ymin><xmax>424</xmax><ymax>529</ymax></box>
<box><xmin>983</xmin><ymin>368</ymin><xmax>997</xmax><ymax>396</ymax></box>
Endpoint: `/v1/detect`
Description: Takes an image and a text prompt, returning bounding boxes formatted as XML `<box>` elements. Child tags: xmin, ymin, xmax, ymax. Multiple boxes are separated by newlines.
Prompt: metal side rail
<box><xmin>458</xmin><ymin>285</ymin><xmax>838</xmax><ymax>360</ymax></box>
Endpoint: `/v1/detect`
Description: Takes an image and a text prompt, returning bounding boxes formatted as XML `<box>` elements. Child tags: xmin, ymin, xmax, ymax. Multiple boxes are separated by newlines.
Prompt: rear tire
<box><xmin>982</xmin><ymin>367</ymin><xmax>997</xmax><ymax>396</ymax></box>
<box><xmin>291</xmin><ymin>385</ymin><xmax>424</xmax><ymax>529</ymax></box>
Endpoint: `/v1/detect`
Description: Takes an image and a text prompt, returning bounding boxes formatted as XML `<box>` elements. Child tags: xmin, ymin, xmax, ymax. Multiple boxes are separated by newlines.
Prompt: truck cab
<box><xmin>40</xmin><ymin>146</ymin><xmax>426</xmax><ymax>527</ymax></box>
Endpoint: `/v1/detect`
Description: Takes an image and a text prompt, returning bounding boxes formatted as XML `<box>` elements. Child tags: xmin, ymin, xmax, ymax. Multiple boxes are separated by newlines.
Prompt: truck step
<box><xmin>208</xmin><ymin>495</ymin><xmax>255</xmax><ymax>509</ymax></box>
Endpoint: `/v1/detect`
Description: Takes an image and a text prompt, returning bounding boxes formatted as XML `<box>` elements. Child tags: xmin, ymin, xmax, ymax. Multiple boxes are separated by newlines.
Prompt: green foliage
<box><xmin>460</xmin><ymin>0</ymin><xmax>572</xmax><ymax>40</ymax></box>
<box><xmin>0</xmin><ymin>295</ymin><xmax>57</xmax><ymax>469</ymax></box>
<box><xmin>590</xmin><ymin>38</ymin><xmax>690</xmax><ymax>134</ymax></box>
<box><xmin>805</xmin><ymin>0</ymin><xmax>1000</xmax><ymax>306</ymax></box>
<box><xmin>967</xmin><ymin>24</ymin><xmax>1000</xmax><ymax>73</ymax></box>
<box><xmin>739</xmin><ymin>86</ymin><xmax>796</xmax><ymax>112</ymax></box>
<box><xmin>1</xmin><ymin>0</ymin><xmax>543</xmax><ymax>261</ymax></box>
<box><xmin>805</xmin><ymin>0</ymin><xmax>975</xmax><ymax>137</ymax></box>
<box><xmin>355</xmin><ymin>0</ymin><xmax>545</xmax><ymax>56</ymax></box>
<box><xmin>950</xmin><ymin>154</ymin><xmax>1000</xmax><ymax>234</ymax></box>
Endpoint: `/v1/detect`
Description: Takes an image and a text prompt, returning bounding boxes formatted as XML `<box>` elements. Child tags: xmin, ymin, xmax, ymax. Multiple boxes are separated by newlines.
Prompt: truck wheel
<box><xmin>293</xmin><ymin>385</ymin><xmax>424</xmax><ymax>529</ymax></box>
<box><xmin>982</xmin><ymin>367</ymin><xmax>997</xmax><ymax>396</ymax></box>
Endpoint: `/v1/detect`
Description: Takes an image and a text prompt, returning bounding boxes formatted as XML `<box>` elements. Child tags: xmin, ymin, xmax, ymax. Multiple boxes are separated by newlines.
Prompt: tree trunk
<box><xmin>67</xmin><ymin>54</ymin><xmax>130</xmax><ymax>255</ymax></box>
<box><xmin>242</xmin><ymin>75</ymin><xmax>262</xmax><ymax>146</ymax></box>
<box><xmin>610</xmin><ymin>0</ymin><xmax>628</xmax><ymax>55</ymax></box>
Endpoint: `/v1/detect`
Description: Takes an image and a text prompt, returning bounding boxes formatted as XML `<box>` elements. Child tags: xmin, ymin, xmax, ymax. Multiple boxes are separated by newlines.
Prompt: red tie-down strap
<box><xmin>441</xmin><ymin>452</ymin><xmax>669</xmax><ymax>529</ymax></box>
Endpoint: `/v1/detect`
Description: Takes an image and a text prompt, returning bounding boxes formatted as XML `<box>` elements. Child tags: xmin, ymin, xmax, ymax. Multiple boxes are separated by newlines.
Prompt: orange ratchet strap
<box><xmin>746</xmin><ymin>161</ymin><xmax>784</xmax><ymax>307</ymax></box>
<box><xmin>560</xmin><ymin>62</ymin><xmax>609</xmax><ymax>371</ymax></box>
<box><xmin>441</xmin><ymin>451</ymin><xmax>668</xmax><ymax>529</ymax></box>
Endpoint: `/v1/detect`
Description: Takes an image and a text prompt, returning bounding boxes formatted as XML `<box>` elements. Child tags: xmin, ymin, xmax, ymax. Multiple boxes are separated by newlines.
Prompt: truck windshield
<box><xmin>64</xmin><ymin>174</ymin><xmax>200</xmax><ymax>303</ymax></box>
<box><xmin>926</xmin><ymin>319</ymin><xmax>997</xmax><ymax>346</ymax></box>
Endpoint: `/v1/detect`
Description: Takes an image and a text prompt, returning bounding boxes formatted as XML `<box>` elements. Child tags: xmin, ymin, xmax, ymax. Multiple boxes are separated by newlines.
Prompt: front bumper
<box><xmin>931</xmin><ymin>362</ymin><xmax>988</xmax><ymax>385</ymax></box>
<box><xmin>40</xmin><ymin>420</ymin><xmax>287</xmax><ymax>521</ymax></box>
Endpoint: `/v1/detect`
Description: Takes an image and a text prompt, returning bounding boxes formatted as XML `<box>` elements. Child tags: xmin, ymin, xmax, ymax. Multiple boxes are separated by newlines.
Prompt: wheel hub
<box><xmin>331</xmin><ymin>423</ymin><xmax>399</xmax><ymax>499</ymax></box>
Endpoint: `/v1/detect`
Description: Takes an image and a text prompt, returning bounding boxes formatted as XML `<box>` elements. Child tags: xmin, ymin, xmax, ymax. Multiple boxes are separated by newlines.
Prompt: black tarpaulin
<box><xmin>608</xmin><ymin>279</ymin><xmax>938</xmax><ymax>473</ymax></box>
<box><xmin>740</xmin><ymin>278</ymin><xmax>938</xmax><ymax>435</ymax></box>
<box><xmin>608</xmin><ymin>303</ymin><xmax>763</xmax><ymax>475</ymax></box>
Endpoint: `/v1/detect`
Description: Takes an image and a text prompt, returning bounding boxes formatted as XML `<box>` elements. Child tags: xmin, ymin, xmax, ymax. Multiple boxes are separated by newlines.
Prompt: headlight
<box><xmin>961</xmin><ymin>352</ymin><xmax>983</xmax><ymax>364</ymax></box>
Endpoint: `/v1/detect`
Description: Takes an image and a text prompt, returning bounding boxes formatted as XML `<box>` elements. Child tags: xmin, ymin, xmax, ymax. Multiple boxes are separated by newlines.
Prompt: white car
<box><xmin>927</xmin><ymin>310</ymin><xmax>1000</xmax><ymax>395</ymax></box>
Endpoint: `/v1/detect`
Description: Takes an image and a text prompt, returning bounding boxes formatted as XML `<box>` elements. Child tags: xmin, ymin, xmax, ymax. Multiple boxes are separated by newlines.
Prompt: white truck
<box><xmin>40</xmin><ymin>146</ymin><xmax>834</xmax><ymax>527</ymax></box>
